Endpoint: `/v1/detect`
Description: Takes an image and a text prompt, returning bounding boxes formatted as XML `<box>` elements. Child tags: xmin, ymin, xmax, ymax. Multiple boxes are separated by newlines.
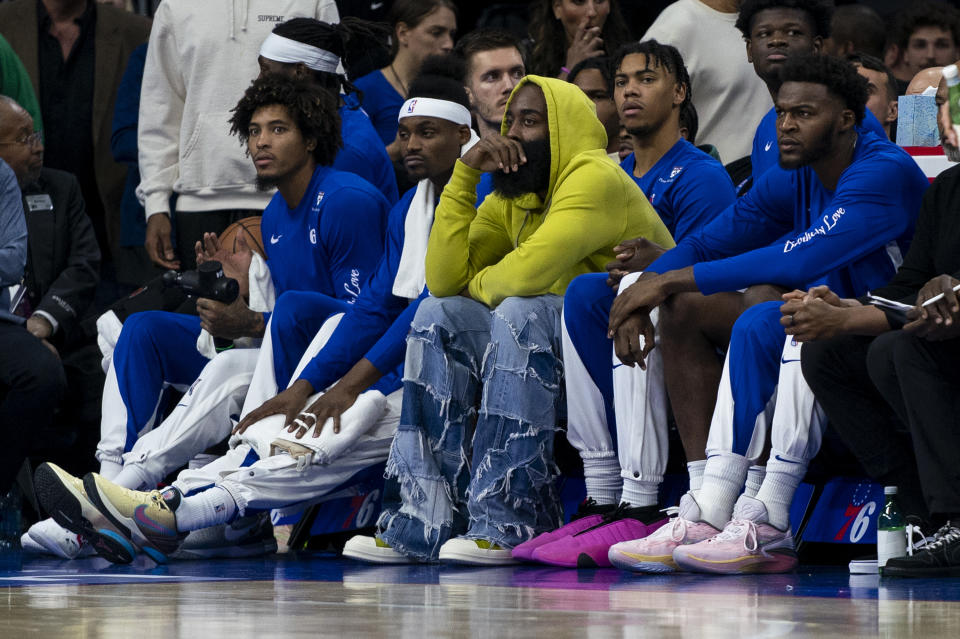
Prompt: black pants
<box><xmin>174</xmin><ymin>209</ymin><xmax>261</xmax><ymax>272</ymax></box>
<box><xmin>802</xmin><ymin>332</ymin><xmax>960</xmax><ymax>519</ymax></box>
<box><xmin>0</xmin><ymin>321</ymin><xmax>67</xmax><ymax>492</ymax></box>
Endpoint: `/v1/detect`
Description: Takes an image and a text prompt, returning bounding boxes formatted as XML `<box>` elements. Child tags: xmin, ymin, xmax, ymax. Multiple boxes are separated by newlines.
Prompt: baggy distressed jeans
<box><xmin>378</xmin><ymin>294</ymin><xmax>565</xmax><ymax>560</ymax></box>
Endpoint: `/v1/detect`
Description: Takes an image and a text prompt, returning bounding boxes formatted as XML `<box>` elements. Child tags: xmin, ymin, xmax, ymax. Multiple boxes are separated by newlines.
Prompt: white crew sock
<box><xmin>744</xmin><ymin>465</ymin><xmax>766</xmax><ymax>498</ymax></box>
<box><xmin>98</xmin><ymin>459</ymin><xmax>123</xmax><ymax>481</ymax></box>
<box><xmin>172</xmin><ymin>486</ymin><xmax>237</xmax><ymax>533</ymax></box>
<box><xmin>582</xmin><ymin>452</ymin><xmax>622</xmax><ymax>505</ymax></box>
<box><xmin>696</xmin><ymin>452</ymin><xmax>750</xmax><ymax>529</ymax></box>
<box><xmin>111</xmin><ymin>465</ymin><xmax>150</xmax><ymax>491</ymax></box>
<box><xmin>754</xmin><ymin>451</ymin><xmax>807</xmax><ymax>531</ymax></box>
<box><xmin>620</xmin><ymin>475</ymin><xmax>659</xmax><ymax>508</ymax></box>
<box><xmin>687</xmin><ymin>460</ymin><xmax>706</xmax><ymax>496</ymax></box>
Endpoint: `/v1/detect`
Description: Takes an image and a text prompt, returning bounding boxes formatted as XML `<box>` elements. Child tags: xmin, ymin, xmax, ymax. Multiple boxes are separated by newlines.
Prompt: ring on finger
<box><xmin>789</xmin><ymin>314</ymin><xmax>795</xmax><ymax>326</ymax></box>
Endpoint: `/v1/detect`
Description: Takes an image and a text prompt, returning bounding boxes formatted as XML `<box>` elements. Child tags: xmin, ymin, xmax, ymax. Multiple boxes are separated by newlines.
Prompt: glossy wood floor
<box><xmin>3</xmin><ymin>556</ymin><xmax>960</xmax><ymax>638</ymax></box>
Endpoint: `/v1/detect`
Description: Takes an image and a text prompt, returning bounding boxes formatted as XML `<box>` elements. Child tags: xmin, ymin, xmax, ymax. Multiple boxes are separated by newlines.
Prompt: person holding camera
<box><xmin>27</xmin><ymin>75</ymin><xmax>388</xmax><ymax>561</ymax></box>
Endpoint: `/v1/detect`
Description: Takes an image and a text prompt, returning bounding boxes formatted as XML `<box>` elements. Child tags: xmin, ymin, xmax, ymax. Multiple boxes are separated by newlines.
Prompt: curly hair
<box><xmin>229</xmin><ymin>75</ymin><xmax>342</xmax><ymax>167</ymax></box>
<box><xmin>890</xmin><ymin>1</ymin><xmax>960</xmax><ymax>51</ymax></box>
<box><xmin>408</xmin><ymin>54</ymin><xmax>471</xmax><ymax>108</ymax></box>
<box><xmin>272</xmin><ymin>17</ymin><xmax>391</xmax><ymax>101</ymax></box>
<box><xmin>611</xmin><ymin>40</ymin><xmax>692</xmax><ymax>108</ymax></box>
<box><xmin>778</xmin><ymin>54</ymin><xmax>868</xmax><ymax>125</ymax></box>
<box><xmin>735</xmin><ymin>0</ymin><xmax>834</xmax><ymax>40</ymax></box>
<box><xmin>527</xmin><ymin>0</ymin><xmax>632</xmax><ymax>77</ymax></box>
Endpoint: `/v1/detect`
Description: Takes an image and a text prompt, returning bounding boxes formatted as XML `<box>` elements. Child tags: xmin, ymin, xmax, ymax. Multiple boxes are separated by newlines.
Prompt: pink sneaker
<box><xmin>511</xmin><ymin>498</ymin><xmax>615</xmax><ymax>562</ymax></box>
<box><xmin>607</xmin><ymin>494</ymin><xmax>719</xmax><ymax>573</ymax></box>
<box><xmin>532</xmin><ymin>509</ymin><xmax>668</xmax><ymax>568</ymax></box>
<box><xmin>672</xmin><ymin>496</ymin><xmax>798</xmax><ymax>575</ymax></box>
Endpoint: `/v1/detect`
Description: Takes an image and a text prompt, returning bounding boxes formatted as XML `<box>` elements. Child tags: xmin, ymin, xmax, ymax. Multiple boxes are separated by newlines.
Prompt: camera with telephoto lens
<box><xmin>163</xmin><ymin>261</ymin><xmax>239</xmax><ymax>351</ymax></box>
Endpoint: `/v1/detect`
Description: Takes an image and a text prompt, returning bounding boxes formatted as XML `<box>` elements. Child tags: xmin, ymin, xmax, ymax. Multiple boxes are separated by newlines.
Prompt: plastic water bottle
<box><xmin>877</xmin><ymin>486</ymin><xmax>906</xmax><ymax>572</ymax></box>
<box><xmin>0</xmin><ymin>487</ymin><xmax>23</xmax><ymax>572</ymax></box>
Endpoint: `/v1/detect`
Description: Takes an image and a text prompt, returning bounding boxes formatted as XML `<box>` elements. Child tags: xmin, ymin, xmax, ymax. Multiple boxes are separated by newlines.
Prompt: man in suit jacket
<box><xmin>0</xmin><ymin>0</ymin><xmax>149</xmax><ymax>284</ymax></box>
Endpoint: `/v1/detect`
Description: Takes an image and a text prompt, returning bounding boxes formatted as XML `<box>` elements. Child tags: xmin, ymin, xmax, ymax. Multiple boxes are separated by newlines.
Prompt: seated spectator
<box><xmin>454</xmin><ymin>29</ymin><xmax>526</xmax><ymax>140</ymax></box>
<box><xmin>31</xmin><ymin>76</ymin><xmax>388</xmax><ymax>563</ymax></box>
<box><xmin>33</xmin><ymin>59</ymin><xmax>475</xmax><ymax>565</ymax></box>
<box><xmin>886</xmin><ymin>2</ymin><xmax>960</xmax><ymax>95</ymax></box>
<box><xmin>848</xmin><ymin>53</ymin><xmax>898</xmax><ymax>140</ymax></box>
<box><xmin>258</xmin><ymin>18</ymin><xmax>399</xmax><ymax>205</ymax></box>
<box><xmin>527</xmin><ymin>0</ymin><xmax>631</xmax><ymax>79</ymax></box>
<box><xmin>642</xmin><ymin>0</ymin><xmax>771</xmax><ymax>164</ymax></box>
<box><xmin>679</xmin><ymin>100</ymin><xmax>721</xmax><ymax>162</ymax></box>
<box><xmin>567</xmin><ymin>57</ymin><xmax>622</xmax><ymax>161</ymax></box>
<box><xmin>822</xmin><ymin>4</ymin><xmax>886</xmax><ymax>59</ymax></box>
<box><xmin>793</xmin><ymin>69</ymin><xmax>960</xmax><ymax>578</ymax></box>
<box><xmin>603</xmin><ymin>55</ymin><xmax>927</xmax><ymax>575</ymax></box>
<box><xmin>353</xmin><ymin>0</ymin><xmax>457</xmax><ymax>160</ymax></box>
<box><xmin>513</xmin><ymin>41</ymin><xmax>735</xmax><ymax>569</ymax></box>
<box><xmin>0</xmin><ymin>33</ymin><xmax>41</xmax><ymax>130</ymax></box>
<box><xmin>345</xmin><ymin>74</ymin><xmax>673</xmax><ymax>566</ymax></box>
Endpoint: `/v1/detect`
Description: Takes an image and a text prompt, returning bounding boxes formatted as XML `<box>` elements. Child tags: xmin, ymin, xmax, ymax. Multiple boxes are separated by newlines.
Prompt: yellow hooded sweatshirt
<box><xmin>425</xmin><ymin>75</ymin><xmax>675</xmax><ymax>308</ymax></box>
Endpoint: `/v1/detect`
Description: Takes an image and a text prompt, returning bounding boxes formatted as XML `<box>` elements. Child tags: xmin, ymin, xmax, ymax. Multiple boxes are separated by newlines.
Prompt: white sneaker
<box><xmin>25</xmin><ymin>518</ymin><xmax>94</xmax><ymax>559</ymax></box>
<box><xmin>438</xmin><ymin>537</ymin><xmax>516</xmax><ymax>566</ymax></box>
<box><xmin>342</xmin><ymin>535</ymin><xmax>413</xmax><ymax>564</ymax></box>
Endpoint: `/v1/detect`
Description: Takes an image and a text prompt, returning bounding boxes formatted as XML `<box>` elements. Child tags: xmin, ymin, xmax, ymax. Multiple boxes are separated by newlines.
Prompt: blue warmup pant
<box><xmin>268</xmin><ymin>290</ymin><xmax>353</xmax><ymax>390</ymax></box>
<box><xmin>562</xmin><ymin>273</ymin><xmax>617</xmax><ymax>441</ymax></box>
<box><xmin>112</xmin><ymin>311</ymin><xmax>211</xmax><ymax>454</ymax></box>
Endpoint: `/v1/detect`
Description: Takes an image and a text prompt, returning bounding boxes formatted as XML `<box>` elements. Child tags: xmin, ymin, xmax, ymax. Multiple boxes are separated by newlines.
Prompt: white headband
<box><xmin>259</xmin><ymin>33</ymin><xmax>340</xmax><ymax>73</ymax></box>
<box><xmin>398</xmin><ymin>97</ymin><xmax>472</xmax><ymax>126</ymax></box>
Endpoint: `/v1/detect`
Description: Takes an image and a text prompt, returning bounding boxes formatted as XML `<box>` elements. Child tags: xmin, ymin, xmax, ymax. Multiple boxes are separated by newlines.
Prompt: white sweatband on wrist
<box><xmin>398</xmin><ymin>97</ymin><xmax>472</xmax><ymax>126</ymax></box>
<box><xmin>259</xmin><ymin>33</ymin><xmax>340</xmax><ymax>73</ymax></box>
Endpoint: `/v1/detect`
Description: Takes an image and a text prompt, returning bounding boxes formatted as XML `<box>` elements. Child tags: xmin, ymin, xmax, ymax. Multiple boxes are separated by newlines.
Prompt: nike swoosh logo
<box><xmin>774</xmin><ymin>454</ymin><xmax>801</xmax><ymax>464</ymax></box>
<box><xmin>371</xmin><ymin>1</ymin><xmax>384</xmax><ymax>8</ymax></box>
<box><xmin>781</xmin><ymin>357</ymin><xmax>800</xmax><ymax>364</ymax></box>
<box><xmin>765</xmin><ymin>141</ymin><xmax>773</xmax><ymax>151</ymax></box>
<box><xmin>134</xmin><ymin>505</ymin><xmax>176</xmax><ymax>536</ymax></box>
<box><xmin>270</xmin><ymin>234</ymin><xmax>282</xmax><ymax>244</ymax></box>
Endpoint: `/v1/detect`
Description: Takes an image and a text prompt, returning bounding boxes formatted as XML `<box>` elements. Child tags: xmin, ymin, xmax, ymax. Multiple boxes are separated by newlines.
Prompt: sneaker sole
<box><xmin>673</xmin><ymin>549</ymin><xmax>798</xmax><ymax>575</ymax></box>
<box><xmin>81</xmin><ymin>474</ymin><xmax>170</xmax><ymax>564</ymax></box>
<box><xmin>342</xmin><ymin>541</ymin><xmax>414</xmax><ymax>565</ymax></box>
<box><xmin>438</xmin><ymin>547</ymin><xmax>516</xmax><ymax>566</ymax></box>
<box><xmin>34</xmin><ymin>464</ymin><xmax>138</xmax><ymax>564</ymax></box>
<box><xmin>882</xmin><ymin>564</ymin><xmax>960</xmax><ymax>578</ymax></box>
<box><xmin>609</xmin><ymin>551</ymin><xmax>679</xmax><ymax>573</ymax></box>
<box><xmin>27</xmin><ymin>527</ymin><xmax>83</xmax><ymax>560</ymax></box>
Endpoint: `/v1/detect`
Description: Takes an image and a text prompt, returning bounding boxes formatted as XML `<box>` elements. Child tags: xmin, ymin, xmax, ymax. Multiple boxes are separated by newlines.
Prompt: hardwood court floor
<box><xmin>3</xmin><ymin>555</ymin><xmax>960</xmax><ymax>638</ymax></box>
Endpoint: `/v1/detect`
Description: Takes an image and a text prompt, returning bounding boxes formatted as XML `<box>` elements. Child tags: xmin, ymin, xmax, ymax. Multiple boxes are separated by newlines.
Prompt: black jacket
<box><xmin>22</xmin><ymin>167</ymin><xmax>100</xmax><ymax>343</ymax></box>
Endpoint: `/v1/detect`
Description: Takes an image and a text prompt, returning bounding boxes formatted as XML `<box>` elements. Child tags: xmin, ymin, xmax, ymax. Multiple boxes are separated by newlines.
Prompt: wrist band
<box><xmin>561</xmin><ymin>66</ymin><xmax>571</xmax><ymax>75</ymax></box>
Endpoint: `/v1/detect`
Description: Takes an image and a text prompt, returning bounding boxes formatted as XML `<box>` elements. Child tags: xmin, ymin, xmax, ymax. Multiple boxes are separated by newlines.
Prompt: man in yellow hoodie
<box><xmin>344</xmin><ymin>76</ymin><xmax>674</xmax><ymax>566</ymax></box>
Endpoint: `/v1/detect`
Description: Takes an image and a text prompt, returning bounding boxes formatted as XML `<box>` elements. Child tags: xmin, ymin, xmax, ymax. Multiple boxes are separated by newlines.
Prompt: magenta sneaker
<box><xmin>608</xmin><ymin>494</ymin><xmax>719</xmax><ymax>573</ymax></box>
<box><xmin>530</xmin><ymin>504</ymin><xmax>668</xmax><ymax>568</ymax></box>
<box><xmin>672</xmin><ymin>496</ymin><xmax>798</xmax><ymax>575</ymax></box>
<box><xmin>512</xmin><ymin>498</ymin><xmax>616</xmax><ymax>562</ymax></box>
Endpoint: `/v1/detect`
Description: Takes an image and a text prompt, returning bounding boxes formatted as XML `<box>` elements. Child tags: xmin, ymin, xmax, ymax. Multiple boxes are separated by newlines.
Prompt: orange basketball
<box><xmin>219</xmin><ymin>216</ymin><xmax>266</xmax><ymax>259</ymax></box>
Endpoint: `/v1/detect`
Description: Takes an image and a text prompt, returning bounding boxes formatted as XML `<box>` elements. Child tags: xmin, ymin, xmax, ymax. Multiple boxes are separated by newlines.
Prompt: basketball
<box><xmin>218</xmin><ymin>216</ymin><xmax>266</xmax><ymax>259</ymax></box>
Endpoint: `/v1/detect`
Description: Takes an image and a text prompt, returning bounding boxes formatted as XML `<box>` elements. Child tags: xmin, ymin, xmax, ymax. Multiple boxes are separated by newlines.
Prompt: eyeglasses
<box><xmin>0</xmin><ymin>131</ymin><xmax>43</xmax><ymax>148</ymax></box>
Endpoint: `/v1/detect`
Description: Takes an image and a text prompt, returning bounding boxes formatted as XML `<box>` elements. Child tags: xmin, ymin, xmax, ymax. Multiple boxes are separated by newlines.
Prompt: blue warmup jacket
<box><xmin>649</xmin><ymin>131</ymin><xmax>929</xmax><ymax>299</ymax></box>
<box><xmin>337</xmin><ymin>101</ymin><xmax>399</xmax><ymax>204</ymax></box>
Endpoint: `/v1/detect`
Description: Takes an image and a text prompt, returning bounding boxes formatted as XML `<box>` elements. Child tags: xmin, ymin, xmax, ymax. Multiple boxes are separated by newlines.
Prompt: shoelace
<box><xmin>706</xmin><ymin>519</ymin><xmax>759</xmax><ymax>552</ymax></box>
<box><xmin>149</xmin><ymin>490</ymin><xmax>173</xmax><ymax>512</ymax></box>
<box><xmin>923</xmin><ymin>523</ymin><xmax>960</xmax><ymax>552</ymax></box>
<box><xmin>906</xmin><ymin>523</ymin><xmax>933</xmax><ymax>556</ymax></box>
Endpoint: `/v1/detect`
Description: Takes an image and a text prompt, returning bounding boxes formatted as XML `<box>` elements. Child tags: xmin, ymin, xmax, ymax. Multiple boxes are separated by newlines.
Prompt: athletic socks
<box><xmin>755</xmin><ymin>450</ymin><xmax>807</xmax><ymax>531</ymax></box>
<box><xmin>111</xmin><ymin>465</ymin><xmax>149</xmax><ymax>491</ymax></box>
<box><xmin>687</xmin><ymin>460</ymin><xmax>706</xmax><ymax>495</ymax></box>
<box><xmin>696</xmin><ymin>452</ymin><xmax>750</xmax><ymax>529</ymax></box>
<box><xmin>744</xmin><ymin>465</ymin><xmax>766</xmax><ymax>499</ymax></box>
<box><xmin>98</xmin><ymin>459</ymin><xmax>123</xmax><ymax>481</ymax></box>
<box><xmin>172</xmin><ymin>486</ymin><xmax>237</xmax><ymax>533</ymax></box>
<box><xmin>620</xmin><ymin>475</ymin><xmax>660</xmax><ymax>509</ymax></box>
<box><xmin>582</xmin><ymin>452</ymin><xmax>622</xmax><ymax>505</ymax></box>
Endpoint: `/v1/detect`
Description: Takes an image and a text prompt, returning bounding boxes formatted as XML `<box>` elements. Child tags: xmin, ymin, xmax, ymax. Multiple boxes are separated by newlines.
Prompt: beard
<box><xmin>255</xmin><ymin>174</ymin><xmax>280</xmax><ymax>191</ymax></box>
<box><xmin>778</xmin><ymin>128</ymin><xmax>835</xmax><ymax>170</ymax></box>
<box><xmin>491</xmin><ymin>137</ymin><xmax>551</xmax><ymax>199</ymax></box>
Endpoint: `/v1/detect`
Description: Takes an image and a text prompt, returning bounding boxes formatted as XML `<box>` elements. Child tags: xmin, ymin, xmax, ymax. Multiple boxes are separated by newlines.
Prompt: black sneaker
<box><xmin>883</xmin><ymin>522</ymin><xmax>960</xmax><ymax>578</ymax></box>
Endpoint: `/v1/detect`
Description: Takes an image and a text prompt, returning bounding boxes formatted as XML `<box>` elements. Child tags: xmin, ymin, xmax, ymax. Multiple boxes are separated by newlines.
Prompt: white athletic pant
<box><xmin>705</xmin><ymin>335</ymin><xmax>827</xmax><ymax>465</ymax></box>
<box><xmin>563</xmin><ymin>271</ymin><xmax>670</xmax><ymax>485</ymax></box>
<box><xmin>173</xmin><ymin>313</ymin><xmax>398</xmax><ymax>515</ymax></box>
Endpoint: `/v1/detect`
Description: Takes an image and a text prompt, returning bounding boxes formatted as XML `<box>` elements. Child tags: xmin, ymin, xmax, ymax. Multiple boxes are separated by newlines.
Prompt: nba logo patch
<box><xmin>407</xmin><ymin>99</ymin><xmax>417</xmax><ymax>113</ymax></box>
<box><xmin>670</xmin><ymin>166</ymin><xmax>683</xmax><ymax>179</ymax></box>
<box><xmin>315</xmin><ymin>191</ymin><xmax>324</xmax><ymax>206</ymax></box>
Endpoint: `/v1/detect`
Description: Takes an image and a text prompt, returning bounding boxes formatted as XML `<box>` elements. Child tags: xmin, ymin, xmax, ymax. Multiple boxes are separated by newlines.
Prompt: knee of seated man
<box><xmin>741</xmin><ymin>284</ymin><xmax>788</xmax><ymax>308</ymax></box>
<box><xmin>492</xmin><ymin>296</ymin><xmax>559</xmax><ymax>345</ymax></box>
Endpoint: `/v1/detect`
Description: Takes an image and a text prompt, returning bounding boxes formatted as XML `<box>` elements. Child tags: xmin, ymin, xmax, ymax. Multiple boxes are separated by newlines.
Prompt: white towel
<box><xmin>197</xmin><ymin>252</ymin><xmax>276</xmax><ymax>359</ymax></box>
<box><xmin>392</xmin><ymin>129</ymin><xmax>480</xmax><ymax>299</ymax></box>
